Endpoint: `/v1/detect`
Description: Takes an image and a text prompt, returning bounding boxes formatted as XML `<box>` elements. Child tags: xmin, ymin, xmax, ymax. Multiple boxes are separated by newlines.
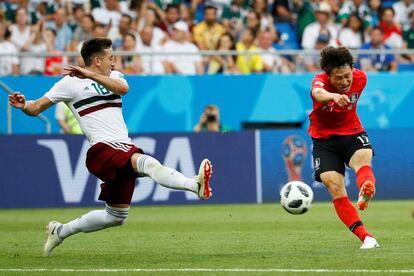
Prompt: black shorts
<box><xmin>312</xmin><ymin>132</ymin><xmax>374</xmax><ymax>182</ymax></box>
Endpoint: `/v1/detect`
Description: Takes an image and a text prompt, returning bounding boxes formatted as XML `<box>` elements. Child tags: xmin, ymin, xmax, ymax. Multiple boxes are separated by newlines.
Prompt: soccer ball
<box><xmin>280</xmin><ymin>181</ymin><xmax>314</xmax><ymax>215</ymax></box>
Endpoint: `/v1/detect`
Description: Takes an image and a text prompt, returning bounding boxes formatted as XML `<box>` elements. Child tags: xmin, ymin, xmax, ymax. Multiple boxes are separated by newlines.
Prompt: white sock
<box><xmin>58</xmin><ymin>205</ymin><xmax>129</xmax><ymax>239</ymax></box>
<box><xmin>137</xmin><ymin>154</ymin><xmax>198</xmax><ymax>193</ymax></box>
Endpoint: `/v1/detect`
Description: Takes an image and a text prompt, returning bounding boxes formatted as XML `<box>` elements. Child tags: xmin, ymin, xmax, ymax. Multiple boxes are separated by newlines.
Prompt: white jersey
<box><xmin>44</xmin><ymin>70</ymin><xmax>131</xmax><ymax>146</ymax></box>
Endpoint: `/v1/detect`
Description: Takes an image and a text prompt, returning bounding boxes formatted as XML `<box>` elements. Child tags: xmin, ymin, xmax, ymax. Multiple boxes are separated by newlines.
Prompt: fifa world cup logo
<box><xmin>281</xmin><ymin>135</ymin><xmax>308</xmax><ymax>181</ymax></box>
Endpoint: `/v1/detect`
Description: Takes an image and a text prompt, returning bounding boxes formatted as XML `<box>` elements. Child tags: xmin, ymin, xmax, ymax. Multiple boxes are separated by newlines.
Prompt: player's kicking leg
<box><xmin>357</xmin><ymin>179</ymin><xmax>375</xmax><ymax>211</ymax></box>
<box><xmin>355</xmin><ymin>164</ymin><xmax>376</xmax><ymax>211</ymax></box>
<box><xmin>134</xmin><ymin>154</ymin><xmax>213</xmax><ymax>199</ymax></box>
<box><xmin>349</xmin><ymin>149</ymin><xmax>376</xmax><ymax>211</ymax></box>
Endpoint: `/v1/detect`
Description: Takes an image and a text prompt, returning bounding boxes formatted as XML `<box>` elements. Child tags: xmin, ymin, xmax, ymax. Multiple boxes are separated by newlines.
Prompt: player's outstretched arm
<box><xmin>9</xmin><ymin>92</ymin><xmax>54</xmax><ymax>116</ymax></box>
<box><xmin>311</xmin><ymin>88</ymin><xmax>351</xmax><ymax>108</ymax></box>
<box><xmin>63</xmin><ymin>65</ymin><xmax>129</xmax><ymax>96</ymax></box>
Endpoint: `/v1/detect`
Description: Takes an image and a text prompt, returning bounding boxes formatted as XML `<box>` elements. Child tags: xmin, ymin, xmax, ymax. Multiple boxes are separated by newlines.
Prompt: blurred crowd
<box><xmin>0</xmin><ymin>0</ymin><xmax>414</xmax><ymax>76</ymax></box>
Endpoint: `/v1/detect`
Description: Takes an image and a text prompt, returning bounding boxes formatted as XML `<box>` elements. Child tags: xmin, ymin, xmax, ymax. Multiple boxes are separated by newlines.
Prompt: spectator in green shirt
<box><xmin>403</xmin><ymin>10</ymin><xmax>414</xmax><ymax>61</ymax></box>
<box><xmin>296</xmin><ymin>0</ymin><xmax>316</xmax><ymax>41</ymax></box>
<box><xmin>222</xmin><ymin>0</ymin><xmax>251</xmax><ymax>39</ymax></box>
<box><xmin>154</xmin><ymin>0</ymin><xmax>182</xmax><ymax>11</ymax></box>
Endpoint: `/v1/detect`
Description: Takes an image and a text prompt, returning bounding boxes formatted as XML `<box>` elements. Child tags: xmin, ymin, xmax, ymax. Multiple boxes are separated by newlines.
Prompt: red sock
<box><xmin>333</xmin><ymin>196</ymin><xmax>371</xmax><ymax>241</ymax></box>
<box><xmin>356</xmin><ymin>165</ymin><xmax>376</xmax><ymax>189</ymax></box>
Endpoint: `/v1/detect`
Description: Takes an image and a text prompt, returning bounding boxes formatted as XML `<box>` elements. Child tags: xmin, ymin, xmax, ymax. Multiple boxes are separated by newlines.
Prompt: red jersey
<box><xmin>308</xmin><ymin>68</ymin><xmax>367</xmax><ymax>138</ymax></box>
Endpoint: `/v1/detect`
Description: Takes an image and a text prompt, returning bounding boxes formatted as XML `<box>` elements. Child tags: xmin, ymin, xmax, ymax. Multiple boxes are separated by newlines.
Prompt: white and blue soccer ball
<box><xmin>280</xmin><ymin>181</ymin><xmax>314</xmax><ymax>215</ymax></box>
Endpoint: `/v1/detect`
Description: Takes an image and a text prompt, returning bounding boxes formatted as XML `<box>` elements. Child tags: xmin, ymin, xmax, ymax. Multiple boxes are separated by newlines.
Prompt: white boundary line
<box><xmin>255</xmin><ymin>130</ymin><xmax>263</xmax><ymax>204</ymax></box>
<box><xmin>1</xmin><ymin>268</ymin><xmax>414</xmax><ymax>273</ymax></box>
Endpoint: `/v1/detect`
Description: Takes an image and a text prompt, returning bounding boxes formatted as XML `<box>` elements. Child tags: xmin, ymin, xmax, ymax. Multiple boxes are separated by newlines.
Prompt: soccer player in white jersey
<box><xmin>8</xmin><ymin>38</ymin><xmax>213</xmax><ymax>256</ymax></box>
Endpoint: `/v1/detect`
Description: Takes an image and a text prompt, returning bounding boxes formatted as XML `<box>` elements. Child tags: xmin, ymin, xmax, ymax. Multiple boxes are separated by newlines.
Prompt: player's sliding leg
<box><xmin>321</xmin><ymin>171</ymin><xmax>379</xmax><ymax>249</ymax></box>
<box><xmin>349</xmin><ymin>149</ymin><xmax>376</xmax><ymax>211</ymax></box>
<box><xmin>44</xmin><ymin>154</ymin><xmax>213</xmax><ymax>256</ymax></box>
<box><xmin>43</xmin><ymin>204</ymin><xmax>129</xmax><ymax>256</ymax></box>
<box><xmin>134</xmin><ymin>154</ymin><xmax>212</xmax><ymax>199</ymax></box>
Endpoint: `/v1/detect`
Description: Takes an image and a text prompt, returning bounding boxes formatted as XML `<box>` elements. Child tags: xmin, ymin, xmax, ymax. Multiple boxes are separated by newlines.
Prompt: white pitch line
<box><xmin>1</xmin><ymin>268</ymin><xmax>414</xmax><ymax>273</ymax></box>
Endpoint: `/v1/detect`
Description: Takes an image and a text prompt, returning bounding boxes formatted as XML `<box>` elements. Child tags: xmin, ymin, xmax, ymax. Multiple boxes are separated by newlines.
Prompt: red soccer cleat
<box><xmin>357</xmin><ymin>180</ymin><xmax>375</xmax><ymax>211</ymax></box>
<box><xmin>196</xmin><ymin>159</ymin><xmax>213</xmax><ymax>200</ymax></box>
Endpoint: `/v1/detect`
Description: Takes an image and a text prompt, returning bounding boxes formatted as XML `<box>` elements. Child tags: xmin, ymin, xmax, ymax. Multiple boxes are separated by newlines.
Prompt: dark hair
<box><xmin>84</xmin><ymin>14</ymin><xmax>95</xmax><ymax>23</ymax></box>
<box><xmin>4</xmin><ymin>27</ymin><xmax>11</xmax><ymax>39</ymax></box>
<box><xmin>166</xmin><ymin>4</ymin><xmax>180</xmax><ymax>11</ymax></box>
<box><xmin>217</xmin><ymin>33</ymin><xmax>237</xmax><ymax>62</ymax></box>
<box><xmin>249</xmin><ymin>10</ymin><xmax>261</xmax><ymax>21</ymax></box>
<box><xmin>124</xmin><ymin>31</ymin><xmax>136</xmax><ymax>42</ymax></box>
<box><xmin>129</xmin><ymin>0</ymin><xmax>142</xmax><ymax>10</ymax></box>
<box><xmin>320</xmin><ymin>46</ymin><xmax>354</xmax><ymax>74</ymax></box>
<box><xmin>121</xmin><ymin>13</ymin><xmax>133</xmax><ymax>24</ymax></box>
<box><xmin>93</xmin><ymin>23</ymin><xmax>106</xmax><ymax>30</ymax></box>
<box><xmin>371</xmin><ymin>25</ymin><xmax>384</xmax><ymax>34</ymax></box>
<box><xmin>205</xmin><ymin>5</ymin><xmax>218</xmax><ymax>12</ymax></box>
<box><xmin>45</xmin><ymin>28</ymin><xmax>57</xmax><ymax>37</ymax></box>
<box><xmin>245</xmin><ymin>26</ymin><xmax>259</xmax><ymax>38</ymax></box>
<box><xmin>247</xmin><ymin>11</ymin><xmax>261</xmax><ymax>35</ymax></box>
<box><xmin>217</xmin><ymin>32</ymin><xmax>235</xmax><ymax>49</ymax></box>
<box><xmin>347</xmin><ymin>13</ymin><xmax>363</xmax><ymax>27</ymax></box>
<box><xmin>81</xmin><ymin>38</ymin><xmax>112</xmax><ymax>66</ymax></box>
<box><xmin>380</xmin><ymin>7</ymin><xmax>395</xmax><ymax>18</ymax></box>
<box><xmin>72</xmin><ymin>5</ymin><xmax>83</xmax><ymax>14</ymax></box>
<box><xmin>346</xmin><ymin>13</ymin><xmax>365</xmax><ymax>45</ymax></box>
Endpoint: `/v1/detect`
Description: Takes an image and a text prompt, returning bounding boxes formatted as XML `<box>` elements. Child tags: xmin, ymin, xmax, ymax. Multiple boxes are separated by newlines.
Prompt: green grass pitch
<box><xmin>0</xmin><ymin>201</ymin><xmax>413</xmax><ymax>275</ymax></box>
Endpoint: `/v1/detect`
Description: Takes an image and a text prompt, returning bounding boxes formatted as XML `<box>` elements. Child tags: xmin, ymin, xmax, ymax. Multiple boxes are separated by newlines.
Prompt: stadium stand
<box><xmin>0</xmin><ymin>0</ymin><xmax>413</xmax><ymax>75</ymax></box>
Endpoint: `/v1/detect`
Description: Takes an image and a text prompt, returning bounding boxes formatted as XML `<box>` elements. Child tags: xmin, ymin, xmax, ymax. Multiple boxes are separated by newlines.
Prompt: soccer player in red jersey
<box><xmin>8</xmin><ymin>38</ymin><xmax>213</xmax><ymax>256</ymax></box>
<box><xmin>308</xmin><ymin>46</ymin><xmax>379</xmax><ymax>249</ymax></box>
